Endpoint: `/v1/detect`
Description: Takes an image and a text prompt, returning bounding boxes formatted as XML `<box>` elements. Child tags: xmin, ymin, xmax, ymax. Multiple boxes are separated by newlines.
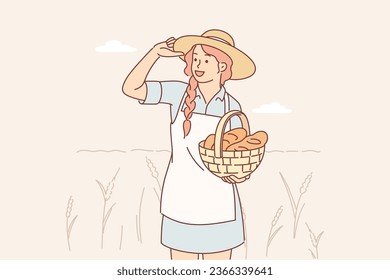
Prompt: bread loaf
<box><xmin>252</xmin><ymin>131</ymin><xmax>268</xmax><ymax>146</ymax></box>
<box><xmin>226</xmin><ymin>131</ymin><xmax>268</xmax><ymax>151</ymax></box>
<box><xmin>203</xmin><ymin>128</ymin><xmax>247</xmax><ymax>150</ymax></box>
<box><xmin>227</xmin><ymin>138</ymin><xmax>258</xmax><ymax>151</ymax></box>
<box><xmin>226</xmin><ymin>143</ymin><xmax>250</xmax><ymax>151</ymax></box>
<box><xmin>204</xmin><ymin>134</ymin><xmax>215</xmax><ymax>149</ymax></box>
<box><xmin>223</xmin><ymin>128</ymin><xmax>247</xmax><ymax>146</ymax></box>
<box><xmin>204</xmin><ymin>134</ymin><xmax>230</xmax><ymax>150</ymax></box>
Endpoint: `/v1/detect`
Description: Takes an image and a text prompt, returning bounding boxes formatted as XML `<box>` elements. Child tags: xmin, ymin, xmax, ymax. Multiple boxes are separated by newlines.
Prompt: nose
<box><xmin>196</xmin><ymin>59</ymin><xmax>201</xmax><ymax>68</ymax></box>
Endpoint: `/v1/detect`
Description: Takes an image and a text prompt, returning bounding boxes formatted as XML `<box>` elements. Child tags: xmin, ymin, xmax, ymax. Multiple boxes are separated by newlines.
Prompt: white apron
<box><xmin>161</xmin><ymin>94</ymin><xmax>236</xmax><ymax>225</ymax></box>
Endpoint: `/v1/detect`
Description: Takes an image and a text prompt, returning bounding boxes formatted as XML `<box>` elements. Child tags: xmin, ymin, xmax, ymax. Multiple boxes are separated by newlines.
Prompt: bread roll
<box><xmin>226</xmin><ymin>131</ymin><xmax>268</xmax><ymax>151</ymax></box>
<box><xmin>204</xmin><ymin>134</ymin><xmax>215</xmax><ymax>149</ymax></box>
<box><xmin>226</xmin><ymin>143</ymin><xmax>250</xmax><ymax>151</ymax></box>
<box><xmin>227</xmin><ymin>138</ymin><xmax>258</xmax><ymax>151</ymax></box>
<box><xmin>252</xmin><ymin>131</ymin><xmax>268</xmax><ymax>147</ymax></box>
<box><xmin>213</xmin><ymin>139</ymin><xmax>230</xmax><ymax>150</ymax></box>
<box><xmin>245</xmin><ymin>136</ymin><xmax>262</xmax><ymax>145</ymax></box>
<box><xmin>221</xmin><ymin>139</ymin><xmax>232</xmax><ymax>150</ymax></box>
<box><xmin>223</xmin><ymin>128</ymin><xmax>247</xmax><ymax>146</ymax></box>
<box><xmin>204</xmin><ymin>134</ymin><xmax>230</xmax><ymax>150</ymax></box>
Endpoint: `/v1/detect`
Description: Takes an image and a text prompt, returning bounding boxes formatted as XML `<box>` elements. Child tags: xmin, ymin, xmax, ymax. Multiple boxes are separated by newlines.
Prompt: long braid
<box><xmin>183</xmin><ymin>76</ymin><xmax>198</xmax><ymax>137</ymax></box>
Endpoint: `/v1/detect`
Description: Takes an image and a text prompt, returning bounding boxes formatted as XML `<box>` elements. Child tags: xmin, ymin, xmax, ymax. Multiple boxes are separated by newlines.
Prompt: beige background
<box><xmin>0</xmin><ymin>0</ymin><xmax>389</xmax><ymax>259</ymax></box>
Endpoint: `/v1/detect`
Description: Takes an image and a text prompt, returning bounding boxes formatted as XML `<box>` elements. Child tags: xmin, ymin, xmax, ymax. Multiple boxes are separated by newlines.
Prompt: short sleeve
<box><xmin>140</xmin><ymin>80</ymin><xmax>187</xmax><ymax>122</ymax></box>
<box><xmin>138</xmin><ymin>81</ymin><xmax>162</xmax><ymax>105</ymax></box>
<box><xmin>139</xmin><ymin>81</ymin><xmax>162</xmax><ymax>104</ymax></box>
<box><xmin>228</xmin><ymin>94</ymin><xmax>243</xmax><ymax>129</ymax></box>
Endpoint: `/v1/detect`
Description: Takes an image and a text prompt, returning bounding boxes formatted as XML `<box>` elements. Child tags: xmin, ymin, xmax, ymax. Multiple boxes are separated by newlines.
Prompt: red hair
<box><xmin>182</xmin><ymin>45</ymin><xmax>233</xmax><ymax>137</ymax></box>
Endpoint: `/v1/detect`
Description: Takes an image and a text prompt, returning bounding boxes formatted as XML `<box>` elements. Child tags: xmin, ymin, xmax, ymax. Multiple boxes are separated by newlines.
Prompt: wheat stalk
<box><xmin>306</xmin><ymin>223</ymin><xmax>324</xmax><ymax>259</ymax></box>
<box><xmin>65</xmin><ymin>196</ymin><xmax>78</xmax><ymax>252</ymax></box>
<box><xmin>119</xmin><ymin>225</ymin><xmax>124</xmax><ymax>250</ymax></box>
<box><xmin>266</xmin><ymin>206</ymin><xmax>284</xmax><ymax>257</ymax></box>
<box><xmin>136</xmin><ymin>187</ymin><xmax>146</xmax><ymax>243</ymax></box>
<box><xmin>280</xmin><ymin>172</ymin><xmax>313</xmax><ymax>238</ymax></box>
<box><xmin>242</xmin><ymin>207</ymin><xmax>248</xmax><ymax>259</ymax></box>
<box><xmin>146</xmin><ymin>157</ymin><xmax>161</xmax><ymax>201</ymax></box>
<box><xmin>96</xmin><ymin>168</ymin><xmax>120</xmax><ymax>249</ymax></box>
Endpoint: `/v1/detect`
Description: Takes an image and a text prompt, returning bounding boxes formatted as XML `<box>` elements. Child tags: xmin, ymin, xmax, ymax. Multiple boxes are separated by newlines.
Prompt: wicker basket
<box><xmin>199</xmin><ymin>110</ymin><xmax>265</xmax><ymax>179</ymax></box>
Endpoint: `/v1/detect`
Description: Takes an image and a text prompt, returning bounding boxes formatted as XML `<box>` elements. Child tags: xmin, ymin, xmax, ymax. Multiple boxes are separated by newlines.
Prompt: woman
<box><xmin>122</xmin><ymin>29</ymin><xmax>256</xmax><ymax>260</ymax></box>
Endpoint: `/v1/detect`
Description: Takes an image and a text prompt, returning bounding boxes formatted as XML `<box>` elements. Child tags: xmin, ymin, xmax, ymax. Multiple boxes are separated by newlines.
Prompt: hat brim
<box><xmin>174</xmin><ymin>35</ymin><xmax>256</xmax><ymax>80</ymax></box>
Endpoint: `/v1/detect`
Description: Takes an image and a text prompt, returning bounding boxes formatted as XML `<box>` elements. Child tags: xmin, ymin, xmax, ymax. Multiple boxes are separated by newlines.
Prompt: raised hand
<box><xmin>153</xmin><ymin>37</ymin><xmax>184</xmax><ymax>57</ymax></box>
<box><xmin>122</xmin><ymin>37</ymin><xmax>184</xmax><ymax>101</ymax></box>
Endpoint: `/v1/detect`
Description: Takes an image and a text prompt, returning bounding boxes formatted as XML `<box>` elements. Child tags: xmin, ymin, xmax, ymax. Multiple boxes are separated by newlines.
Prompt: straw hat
<box><xmin>174</xmin><ymin>29</ymin><xmax>256</xmax><ymax>80</ymax></box>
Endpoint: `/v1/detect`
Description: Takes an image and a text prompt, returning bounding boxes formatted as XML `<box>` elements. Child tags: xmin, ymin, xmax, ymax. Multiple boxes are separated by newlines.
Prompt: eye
<box><xmin>205</xmin><ymin>60</ymin><xmax>209</xmax><ymax>63</ymax></box>
<box><xmin>194</xmin><ymin>58</ymin><xmax>197</xmax><ymax>62</ymax></box>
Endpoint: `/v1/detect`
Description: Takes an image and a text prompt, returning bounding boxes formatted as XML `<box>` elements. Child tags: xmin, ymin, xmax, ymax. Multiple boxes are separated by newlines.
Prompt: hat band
<box><xmin>205</xmin><ymin>36</ymin><xmax>233</xmax><ymax>46</ymax></box>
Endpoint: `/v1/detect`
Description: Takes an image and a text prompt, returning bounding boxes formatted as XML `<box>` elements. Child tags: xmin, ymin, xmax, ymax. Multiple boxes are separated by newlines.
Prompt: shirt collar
<box><xmin>196</xmin><ymin>86</ymin><xmax>226</xmax><ymax>102</ymax></box>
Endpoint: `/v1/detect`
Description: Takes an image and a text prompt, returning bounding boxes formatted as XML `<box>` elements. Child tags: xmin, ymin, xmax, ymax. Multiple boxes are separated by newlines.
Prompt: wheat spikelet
<box><xmin>306</xmin><ymin>222</ymin><xmax>318</xmax><ymax>246</ymax></box>
<box><xmin>266</xmin><ymin>205</ymin><xmax>284</xmax><ymax>257</ymax></box>
<box><xmin>105</xmin><ymin>181</ymin><xmax>115</xmax><ymax>201</ymax></box>
<box><xmin>104</xmin><ymin>168</ymin><xmax>120</xmax><ymax>200</ymax></box>
<box><xmin>146</xmin><ymin>157</ymin><xmax>158</xmax><ymax>179</ymax></box>
<box><xmin>272</xmin><ymin>206</ymin><xmax>283</xmax><ymax>226</ymax></box>
<box><xmin>66</xmin><ymin>196</ymin><xmax>73</xmax><ymax>218</ymax></box>
<box><xmin>305</xmin><ymin>222</ymin><xmax>325</xmax><ymax>259</ymax></box>
<box><xmin>300</xmin><ymin>172</ymin><xmax>313</xmax><ymax>194</ymax></box>
<box><xmin>310</xmin><ymin>232</ymin><xmax>318</xmax><ymax>247</ymax></box>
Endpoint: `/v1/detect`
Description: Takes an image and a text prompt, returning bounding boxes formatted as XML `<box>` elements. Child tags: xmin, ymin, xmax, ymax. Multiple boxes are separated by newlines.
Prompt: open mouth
<box><xmin>195</xmin><ymin>71</ymin><xmax>205</xmax><ymax>77</ymax></box>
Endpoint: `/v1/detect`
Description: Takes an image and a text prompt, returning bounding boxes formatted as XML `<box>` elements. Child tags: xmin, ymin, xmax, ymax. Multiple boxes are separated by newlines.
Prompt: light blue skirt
<box><xmin>161</xmin><ymin>185</ymin><xmax>244</xmax><ymax>253</ymax></box>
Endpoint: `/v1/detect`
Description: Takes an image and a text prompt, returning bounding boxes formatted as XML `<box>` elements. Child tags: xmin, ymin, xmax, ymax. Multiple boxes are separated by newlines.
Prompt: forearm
<box><xmin>122</xmin><ymin>47</ymin><xmax>160</xmax><ymax>101</ymax></box>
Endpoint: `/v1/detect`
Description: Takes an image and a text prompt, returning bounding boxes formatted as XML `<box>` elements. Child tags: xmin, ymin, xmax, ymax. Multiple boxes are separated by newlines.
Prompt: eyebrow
<box><xmin>193</xmin><ymin>52</ymin><xmax>211</xmax><ymax>57</ymax></box>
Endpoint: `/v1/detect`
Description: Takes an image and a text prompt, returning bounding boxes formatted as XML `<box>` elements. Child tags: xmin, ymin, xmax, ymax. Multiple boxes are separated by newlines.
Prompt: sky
<box><xmin>0</xmin><ymin>0</ymin><xmax>389</xmax><ymax>259</ymax></box>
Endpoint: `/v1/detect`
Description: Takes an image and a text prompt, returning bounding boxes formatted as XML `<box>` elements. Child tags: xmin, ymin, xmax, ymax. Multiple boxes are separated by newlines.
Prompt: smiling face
<box><xmin>191</xmin><ymin>45</ymin><xmax>227</xmax><ymax>84</ymax></box>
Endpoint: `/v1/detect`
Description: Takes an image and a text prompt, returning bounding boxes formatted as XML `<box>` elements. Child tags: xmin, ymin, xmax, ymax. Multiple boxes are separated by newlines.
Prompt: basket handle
<box><xmin>214</xmin><ymin>110</ymin><xmax>250</xmax><ymax>158</ymax></box>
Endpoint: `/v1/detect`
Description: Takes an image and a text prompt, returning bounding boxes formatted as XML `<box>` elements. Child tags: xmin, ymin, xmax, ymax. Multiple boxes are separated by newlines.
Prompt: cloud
<box><xmin>252</xmin><ymin>102</ymin><xmax>292</xmax><ymax>114</ymax></box>
<box><xmin>95</xmin><ymin>40</ymin><xmax>137</xmax><ymax>53</ymax></box>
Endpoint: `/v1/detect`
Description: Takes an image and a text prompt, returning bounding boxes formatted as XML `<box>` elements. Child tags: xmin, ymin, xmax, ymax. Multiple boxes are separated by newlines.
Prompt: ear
<box><xmin>219</xmin><ymin>62</ymin><xmax>227</xmax><ymax>72</ymax></box>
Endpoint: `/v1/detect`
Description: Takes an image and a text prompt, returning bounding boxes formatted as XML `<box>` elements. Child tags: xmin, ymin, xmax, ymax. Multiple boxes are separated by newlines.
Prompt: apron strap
<box><xmin>224</xmin><ymin>93</ymin><xmax>232</xmax><ymax>131</ymax></box>
<box><xmin>172</xmin><ymin>91</ymin><xmax>187</xmax><ymax>124</ymax></box>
